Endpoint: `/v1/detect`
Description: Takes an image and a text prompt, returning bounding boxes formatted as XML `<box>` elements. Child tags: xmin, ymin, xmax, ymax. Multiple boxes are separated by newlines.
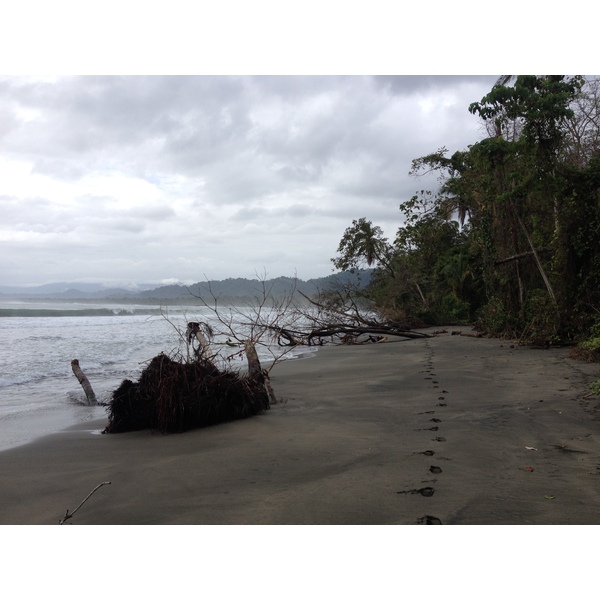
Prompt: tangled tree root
<box><xmin>104</xmin><ymin>353</ymin><xmax>270</xmax><ymax>434</ymax></box>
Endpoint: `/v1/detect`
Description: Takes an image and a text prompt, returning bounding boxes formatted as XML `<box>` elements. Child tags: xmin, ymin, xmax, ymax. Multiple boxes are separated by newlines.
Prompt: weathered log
<box><xmin>71</xmin><ymin>359</ymin><xmax>97</xmax><ymax>403</ymax></box>
<box><xmin>186</xmin><ymin>321</ymin><xmax>211</xmax><ymax>358</ymax></box>
<box><xmin>305</xmin><ymin>325</ymin><xmax>430</xmax><ymax>343</ymax></box>
<box><xmin>244</xmin><ymin>340</ymin><xmax>277</xmax><ymax>405</ymax></box>
<box><xmin>275</xmin><ymin>327</ymin><xmax>302</xmax><ymax>347</ymax></box>
<box><xmin>268</xmin><ymin>323</ymin><xmax>429</xmax><ymax>346</ymax></box>
<box><xmin>244</xmin><ymin>340</ymin><xmax>263</xmax><ymax>380</ymax></box>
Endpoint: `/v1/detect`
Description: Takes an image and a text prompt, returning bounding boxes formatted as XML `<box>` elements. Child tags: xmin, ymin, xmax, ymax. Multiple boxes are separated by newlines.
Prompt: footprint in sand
<box><xmin>429</xmin><ymin>465</ymin><xmax>442</xmax><ymax>474</ymax></box>
<box><xmin>397</xmin><ymin>487</ymin><xmax>435</xmax><ymax>497</ymax></box>
<box><xmin>417</xmin><ymin>515</ymin><xmax>443</xmax><ymax>525</ymax></box>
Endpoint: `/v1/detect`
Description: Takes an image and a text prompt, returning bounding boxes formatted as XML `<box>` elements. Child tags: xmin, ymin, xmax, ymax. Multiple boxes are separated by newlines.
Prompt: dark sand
<box><xmin>1</xmin><ymin>328</ymin><xmax>599</xmax><ymax>525</ymax></box>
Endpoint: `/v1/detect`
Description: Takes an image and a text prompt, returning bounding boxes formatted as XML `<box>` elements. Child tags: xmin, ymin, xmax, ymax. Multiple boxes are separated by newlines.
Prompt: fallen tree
<box><xmin>183</xmin><ymin>277</ymin><xmax>429</xmax><ymax>352</ymax></box>
<box><xmin>268</xmin><ymin>288</ymin><xmax>431</xmax><ymax>346</ymax></box>
<box><xmin>104</xmin><ymin>353</ymin><xmax>270</xmax><ymax>434</ymax></box>
<box><xmin>104</xmin><ymin>274</ymin><xmax>429</xmax><ymax>435</ymax></box>
<box><xmin>104</xmin><ymin>279</ymin><xmax>287</xmax><ymax>434</ymax></box>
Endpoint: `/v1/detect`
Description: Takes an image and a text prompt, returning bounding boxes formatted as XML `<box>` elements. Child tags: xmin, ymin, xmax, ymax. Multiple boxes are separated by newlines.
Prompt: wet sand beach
<box><xmin>1</xmin><ymin>328</ymin><xmax>599</xmax><ymax>525</ymax></box>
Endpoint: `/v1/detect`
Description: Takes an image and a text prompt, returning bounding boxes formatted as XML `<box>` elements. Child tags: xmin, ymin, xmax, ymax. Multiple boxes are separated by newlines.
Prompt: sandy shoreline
<box><xmin>1</xmin><ymin>328</ymin><xmax>599</xmax><ymax>525</ymax></box>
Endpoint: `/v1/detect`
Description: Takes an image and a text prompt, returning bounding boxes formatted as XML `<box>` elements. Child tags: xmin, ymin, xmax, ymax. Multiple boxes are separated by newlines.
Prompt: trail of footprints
<box><xmin>398</xmin><ymin>340</ymin><xmax>448</xmax><ymax>524</ymax></box>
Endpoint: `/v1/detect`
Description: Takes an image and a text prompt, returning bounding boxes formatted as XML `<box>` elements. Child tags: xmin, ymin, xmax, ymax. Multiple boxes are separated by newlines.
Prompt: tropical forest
<box><xmin>332</xmin><ymin>75</ymin><xmax>600</xmax><ymax>364</ymax></box>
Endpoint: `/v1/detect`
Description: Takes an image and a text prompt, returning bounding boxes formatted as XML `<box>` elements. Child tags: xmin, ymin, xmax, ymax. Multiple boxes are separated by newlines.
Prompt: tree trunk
<box><xmin>415</xmin><ymin>283</ymin><xmax>428</xmax><ymax>308</ymax></box>
<box><xmin>244</xmin><ymin>341</ymin><xmax>262</xmax><ymax>380</ymax></box>
<box><xmin>244</xmin><ymin>341</ymin><xmax>277</xmax><ymax>405</ymax></box>
<box><xmin>186</xmin><ymin>322</ymin><xmax>210</xmax><ymax>359</ymax></box>
<box><xmin>494</xmin><ymin>248</ymin><xmax>550</xmax><ymax>265</ymax></box>
<box><xmin>513</xmin><ymin>209</ymin><xmax>559</xmax><ymax>310</ymax></box>
<box><xmin>71</xmin><ymin>359</ymin><xmax>97</xmax><ymax>403</ymax></box>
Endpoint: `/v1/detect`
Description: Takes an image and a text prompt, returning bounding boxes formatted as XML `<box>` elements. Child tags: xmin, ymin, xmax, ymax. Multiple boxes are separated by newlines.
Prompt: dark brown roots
<box><xmin>104</xmin><ymin>353</ymin><xmax>270</xmax><ymax>434</ymax></box>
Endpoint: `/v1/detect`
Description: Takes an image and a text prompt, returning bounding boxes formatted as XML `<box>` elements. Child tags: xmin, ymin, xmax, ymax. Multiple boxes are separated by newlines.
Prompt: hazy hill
<box><xmin>0</xmin><ymin>272</ymin><xmax>371</xmax><ymax>302</ymax></box>
<box><xmin>0</xmin><ymin>282</ymin><xmax>155</xmax><ymax>297</ymax></box>
<box><xmin>137</xmin><ymin>272</ymin><xmax>371</xmax><ymax>302</ymax></box>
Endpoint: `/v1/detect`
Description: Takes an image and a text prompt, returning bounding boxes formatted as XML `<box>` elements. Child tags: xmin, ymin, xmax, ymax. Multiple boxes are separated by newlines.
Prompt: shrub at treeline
<box><xmin>333</xmin><ymin>76</ymin><xmax>600</xmax><ymax>345</ymax></box>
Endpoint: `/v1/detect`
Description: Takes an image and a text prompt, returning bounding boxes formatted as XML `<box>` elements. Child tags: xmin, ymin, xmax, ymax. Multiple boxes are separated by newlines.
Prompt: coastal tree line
<box><xmin>333</xmin><ymin>75</ymin><xmax>600</xmax><ymax>348</ymax></box>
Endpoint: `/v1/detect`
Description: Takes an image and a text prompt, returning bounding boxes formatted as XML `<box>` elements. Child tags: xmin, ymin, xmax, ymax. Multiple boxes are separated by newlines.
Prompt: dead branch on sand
<box><xmin>59</xmin><ymin>481</ymin><xmax>111</xmax><ymax>524</ymax></box>
<box><xmin>271</xmin><ymin>288</ymin><xmax>431</xmax><ymax>346</ymax></box>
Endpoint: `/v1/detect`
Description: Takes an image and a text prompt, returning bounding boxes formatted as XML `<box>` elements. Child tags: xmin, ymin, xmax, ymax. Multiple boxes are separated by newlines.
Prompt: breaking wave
<box><xmin>0</xmin><ymin>307</ymin><xmax>165</xmax><ymax>318</ymax></box>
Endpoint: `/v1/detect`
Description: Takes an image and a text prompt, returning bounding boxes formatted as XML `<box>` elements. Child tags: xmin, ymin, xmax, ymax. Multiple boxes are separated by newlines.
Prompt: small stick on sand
<box><xmin>59</xmin><ymin>481</ymin><xmax>111</xmax><ymax>524</ymax></box>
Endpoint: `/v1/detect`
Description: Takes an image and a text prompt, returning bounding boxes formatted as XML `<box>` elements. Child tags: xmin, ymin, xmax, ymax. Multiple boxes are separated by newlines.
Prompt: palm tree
<box><xmin>332</xmin><ymin>217</ymin><xmax>395</xmax><ymax>276</ymax></box>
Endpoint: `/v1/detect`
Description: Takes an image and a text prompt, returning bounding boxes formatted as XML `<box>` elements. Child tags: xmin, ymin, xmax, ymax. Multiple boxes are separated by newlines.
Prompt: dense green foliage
<box><xmin>333</xmin><ymin>76</ymin><xmax>600</xmax><ymax>344</ymax></box>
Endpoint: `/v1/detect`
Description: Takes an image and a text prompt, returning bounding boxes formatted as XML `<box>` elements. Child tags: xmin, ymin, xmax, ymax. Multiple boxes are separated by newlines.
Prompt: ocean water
<box><xmin>0</xmin><ymin>301</ymin><xmax>314</xmax><ymax>452</ymax></box>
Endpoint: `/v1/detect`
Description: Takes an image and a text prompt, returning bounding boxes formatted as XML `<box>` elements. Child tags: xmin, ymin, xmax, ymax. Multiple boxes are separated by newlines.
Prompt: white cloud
<box><xmin>0</xmin><ymin>75</ymin><xmax>499</xmax><ymax>286</ymax></box>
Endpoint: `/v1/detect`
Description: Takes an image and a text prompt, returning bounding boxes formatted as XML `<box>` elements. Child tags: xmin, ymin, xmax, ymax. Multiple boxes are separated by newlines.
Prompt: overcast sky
<box><xmin>1</xmin><ymin>0</ymin><xmax>591</xmax><ymax>289</ymax></box>
<box><xmin>0</xmin><ymin>74</ymin><xmax>502</xmax><ymax>287</ymax></box>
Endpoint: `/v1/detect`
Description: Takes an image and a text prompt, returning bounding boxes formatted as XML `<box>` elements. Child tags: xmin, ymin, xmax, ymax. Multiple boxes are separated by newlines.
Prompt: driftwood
<box><xmin>186</xmin><ymin>321</ymin><xmax>212</xmax><ymax>358</ymax></box>
<box><xmin>244</xmin><ymin>340</ymin><xmax>277</xmax><ymax>405</ymax></box>
<box><xmin>244</xmin><ymin>340</ymin><xmax>263</xmax><ymax>380</ymax></box>
<box><xmin>283</xmin><ymin>290</ymin><xmax>431</xmax><ymax>346</ymax></box>
<box><xmin>59</xmin><ymin>481</ymin><xmax>111</xmax><ymax>524</ymax></box>
<box><xmin>272</xmin><ymin>324</ymin><xmax>429</xmax><ymax>346</ymax></box>
<box><xmin>71</xmin><ymin>359</ymin><xmax>97</xmax><ymax>403</ymax></box>
<box><xmin>307</xmin><ymin>324</ymin><xmax>429</xmax><ymax>343</ymax></box>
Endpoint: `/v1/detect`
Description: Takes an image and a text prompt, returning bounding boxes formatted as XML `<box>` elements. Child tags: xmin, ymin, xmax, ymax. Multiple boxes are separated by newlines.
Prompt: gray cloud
<box><xmin>374</xmin><ymin>75</ymin><xmax>497</xmax><ymax>95</ymax></box>
<box><xmin>0</xmin><ymin>75</ymin><xmax>499</xmax><ymax>286</ymax></box>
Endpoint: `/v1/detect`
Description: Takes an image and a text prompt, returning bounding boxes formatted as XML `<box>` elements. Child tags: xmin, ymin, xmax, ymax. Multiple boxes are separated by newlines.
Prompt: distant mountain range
<box><xmin>0</xmin><ymin>281</ymin><xmax>158</xmax><ymax>297</ymax></box>
<box><xmin>0</xmin><ymin>271</ymin><xmax>372</xmax><ymax>302</ymax></box>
